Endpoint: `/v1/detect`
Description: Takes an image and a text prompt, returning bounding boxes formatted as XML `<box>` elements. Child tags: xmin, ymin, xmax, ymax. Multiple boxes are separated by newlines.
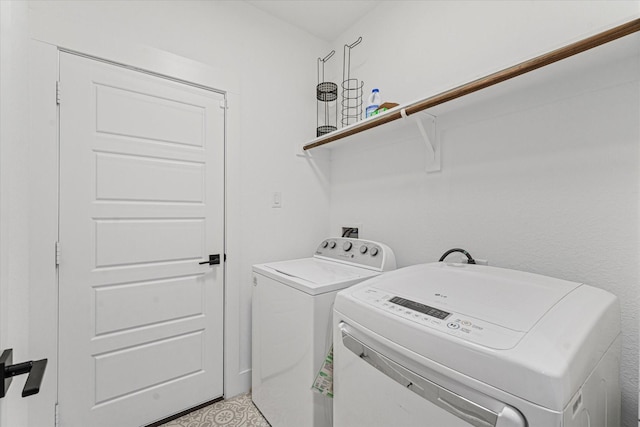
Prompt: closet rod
<box><xmin>304</xmin><ymin>17</ymin><xmax>640</xmax><ymax>151</ymax></box>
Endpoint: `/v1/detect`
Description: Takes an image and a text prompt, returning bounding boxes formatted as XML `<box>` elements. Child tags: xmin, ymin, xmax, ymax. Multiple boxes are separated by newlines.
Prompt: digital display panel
<box><xmin>389</xmin><ymin>296</ymin><xmax>451</xmax><ymax>320</ymax></box>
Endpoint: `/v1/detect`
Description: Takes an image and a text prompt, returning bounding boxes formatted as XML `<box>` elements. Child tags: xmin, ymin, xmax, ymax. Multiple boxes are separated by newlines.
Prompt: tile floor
<box><xmin>159</xmin><ymin>393</ymin><xmax>270</xmax><ymax>427</ymax></box>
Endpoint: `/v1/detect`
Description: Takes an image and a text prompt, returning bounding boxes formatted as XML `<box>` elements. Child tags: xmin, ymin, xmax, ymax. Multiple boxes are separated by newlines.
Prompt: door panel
<box><xmin>94</xmin><ymin>331</ymin><xmax>204</xmax><ymax>404</ymax></box>
<box><xmin>95</xmin><ymin>83</ymin><xmax>206</xmax><ymax>147</ymax></box>
<box><xmin>94</xmin><ymin>275</ymin><xmax>204</xmax><ymax>335</ymax></box>
<box><xmin>95</xmin><ymin>218</ymin><xmax>205</xmax><ymax>266</ymax></box>
<box><xmin>58</xmin><ymin>52</ymin><xmax>224</xmax><ymax>427</ymax></box>
<box><xmin>95</xmin><ymin>152</ymin><xmax>205</xmax><ymax>203</ymax></box>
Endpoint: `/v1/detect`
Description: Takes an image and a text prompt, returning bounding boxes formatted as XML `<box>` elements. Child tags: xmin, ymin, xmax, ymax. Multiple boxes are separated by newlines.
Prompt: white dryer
<box><xmin>333</xmin><ymin>262</ymin><xmax>620</xmax><ymax>427</ymax></box>
<box><xmin>252</xmin><ymin>237</ymin><xmax>396</xmax><ymax>427</ymax></box>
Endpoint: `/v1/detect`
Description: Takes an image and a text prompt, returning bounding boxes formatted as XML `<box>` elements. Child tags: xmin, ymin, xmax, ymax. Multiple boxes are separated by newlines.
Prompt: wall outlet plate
<box><xmin>342</xmin><ymin>227</ymin><xmax>358</xmax><ymax>238</ymax></box>
<box><xmin>341</xmin><ymin>224</ymin><xmax>363</xmax><ymax>238</ymax></box>
<box><xmin>272</xmin><ymin>192</ymin><xmax>282</xmax><ymax>208</ymax></box>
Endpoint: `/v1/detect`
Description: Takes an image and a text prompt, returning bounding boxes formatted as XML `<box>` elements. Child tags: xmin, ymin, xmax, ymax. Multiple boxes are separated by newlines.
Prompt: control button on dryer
<box><xmin>447</xmin><ymin>322</ymin><xmax>460</xmax><ymax>330</ymax></box>
<box><xmin>370</xmin><ymin>247</ymin><xmax>379</xmax><ymax>256</ymax></box>
<box><xmin>343</xmin><ymin>241</ymin><xmax>353</xmax><ymax>251</ymax></box>
<box><xmin>321</xmin><ymin>241</ymin><xmax>329</xmax><ymax>248</ymax></box>
<box><xmin>360</xmin><ymin>245</ymin><xmax>368</xmax><ymax>254</ymax></box>
<box><xmin>329</xmin><ymin>241</ymin><xmax>337</xmax><ymax>249</ymax></box>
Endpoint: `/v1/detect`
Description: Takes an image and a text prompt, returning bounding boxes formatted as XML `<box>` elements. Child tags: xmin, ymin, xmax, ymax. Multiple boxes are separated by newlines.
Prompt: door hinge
<box><xmin>55</xmin><ymin>242</ymin><xmax>61</xmax><ymax>266</ymax></box>
<box><xmin>55</xmin><ymin>403</ymin><xmax>59</xmax><ymax>427</ymax></box>
<box><xmin>56</xmin><ymin>81</ymin><xmax>61</xmax><ymax>105</ymax></box>
<box><xmin>219</xmin><ymin>99</ymin><xmax>227</xmax><ymax>109</ymax></box>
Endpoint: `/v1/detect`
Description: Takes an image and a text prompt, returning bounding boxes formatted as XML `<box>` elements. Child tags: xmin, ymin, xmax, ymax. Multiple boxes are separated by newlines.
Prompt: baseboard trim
<box><xmin>145</xmin><ymin>396</ymin><xmax>224</xmax><ymax>427</ymax></box>
<box><xmin>224</xmin><ymin>368</ymin><xmax>251</xmax><ymax>398</ymax></box>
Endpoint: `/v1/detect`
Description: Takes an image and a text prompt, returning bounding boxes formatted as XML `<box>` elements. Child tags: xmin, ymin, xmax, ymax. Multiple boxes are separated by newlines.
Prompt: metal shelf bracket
<box><xmin>402</xmin><ymin>109</ymin><xmax>440</xmax><ymax>172</ymax></box>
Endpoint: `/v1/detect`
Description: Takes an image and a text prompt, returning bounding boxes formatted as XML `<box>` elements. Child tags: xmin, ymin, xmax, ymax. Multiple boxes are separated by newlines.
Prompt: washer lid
<box><xmin>255</xmin><ymin>258</ymin><xmax>379</xmax><ymax>295</ymax></box>
<box><xmin>368</xmin><ymin>263</ymin><xmax>579</xmax><ymax>332</ymax></box>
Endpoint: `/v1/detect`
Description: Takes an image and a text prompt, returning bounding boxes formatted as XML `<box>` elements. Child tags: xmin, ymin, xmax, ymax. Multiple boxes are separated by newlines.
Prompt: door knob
<box><xmin>199</xmin><ymin>254</ymin><xmax>221</xmax><ymax>265</ymax></box>
<box><xmin>1</xmin><ymin>349</ymin><xmax>47</xmax><ymax>398</ymax></box>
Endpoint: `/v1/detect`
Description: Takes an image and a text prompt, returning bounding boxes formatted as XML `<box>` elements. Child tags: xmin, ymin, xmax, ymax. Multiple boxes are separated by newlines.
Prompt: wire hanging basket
<box><xmin>316</xmin><ymin>50</ymin><xmax>338</xmax><ymax>137</ymax></box>
<box><xmin>341</xmin><ymin>37</ymin><xmax>364</xmax><ymax>128</ymax></box>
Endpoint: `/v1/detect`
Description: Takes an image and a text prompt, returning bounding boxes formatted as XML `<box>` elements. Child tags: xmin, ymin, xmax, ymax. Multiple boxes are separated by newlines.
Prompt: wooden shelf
<box><xmin>303</xmin><ymin>18</ymin><xmax>640</xmax><ymax>151</ymax></box>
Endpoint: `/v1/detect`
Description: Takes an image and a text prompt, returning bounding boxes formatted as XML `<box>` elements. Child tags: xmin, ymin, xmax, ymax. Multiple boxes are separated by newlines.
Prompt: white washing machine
<box><xmin>251</xmin><ymin>237</ymin><xmax>396</xmax><ymax>427</ymax></box>
<box><xmin>333</xmin><ymin>262</ymin><xmax>621</xmax><ymax>427</ymax></box>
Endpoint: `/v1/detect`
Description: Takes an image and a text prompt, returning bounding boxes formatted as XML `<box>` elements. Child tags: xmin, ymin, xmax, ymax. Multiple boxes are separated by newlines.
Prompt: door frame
<box><xmin>28</xmin><ymin>40</ymin><xmax>241</xmax><ymax>427</ymax></box>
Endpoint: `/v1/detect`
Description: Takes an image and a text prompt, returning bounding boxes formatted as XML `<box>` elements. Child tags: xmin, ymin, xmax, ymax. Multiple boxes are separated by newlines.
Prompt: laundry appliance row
<box><xmin>252</xmin><ymin>239</ymin><xmax>621</xmax><ymax>427</ymax></box>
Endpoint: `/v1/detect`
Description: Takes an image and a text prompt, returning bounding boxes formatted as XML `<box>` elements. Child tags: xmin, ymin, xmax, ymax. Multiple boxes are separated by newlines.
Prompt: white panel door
<box><xmin>58</xmin><ymin>52</ymin><xmax>225</xmax><ymax>427</ymax></box>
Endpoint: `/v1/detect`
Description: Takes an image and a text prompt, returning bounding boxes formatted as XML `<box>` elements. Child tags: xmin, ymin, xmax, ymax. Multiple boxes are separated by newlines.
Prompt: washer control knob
<box><xmin>370</xmin><ymin>247</ymin><xmax>379</xmax><ymax>256</ymax></box>
<box><xmin>343</xmin><ymin>241</ymin><xmax>353</xmax><ymax>251</ymax></box>
<box><xmin>321</xmin><ymin>241</ymin><xmax>329</xmax><ymax>248</ymax></box>
<box><xmin>329</xmin><ymin>241</ymin><xmax>337</xmax><ymax>249</ymax></box>
<box><xmin>360</xmin><ymin>245</ymin><xmax>368</xmax><ymax>254</ymax></box>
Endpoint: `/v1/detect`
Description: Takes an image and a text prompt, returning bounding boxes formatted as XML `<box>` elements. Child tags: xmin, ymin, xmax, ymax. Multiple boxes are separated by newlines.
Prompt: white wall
<box><xmin>23</xmin><ymin>0</ymin><xmax>331</xmax><ymax>424</ymax></box>
<box><xmin>8</xmin><ymin>0</ymin><xmax>640</xmax><ymax>425</ymax></box>
<box><xmin>0</xmin><ymin>2</ymin><xmax>32</xmax><ymax>426</ymax></box>
<box><xmin>327</xmin><ymin>1</ymin><xmax>639</xmax><ymax>426</ymax></box>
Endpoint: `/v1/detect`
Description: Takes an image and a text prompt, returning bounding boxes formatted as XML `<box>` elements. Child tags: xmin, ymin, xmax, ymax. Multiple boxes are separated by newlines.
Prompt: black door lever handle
<box><xmin>199</xmin><ymin>254</ymin><xmax>221</xmax><ymax>265</ymax></box>
<box><xmin>1</xmin><ymin>349</ymin><xmax>48</xmax><ymax>398</ymax></box>
<box><xmin>22</xmin><ymin>359</ymin><xmax>47</xmax><ymax>397</ymax></box>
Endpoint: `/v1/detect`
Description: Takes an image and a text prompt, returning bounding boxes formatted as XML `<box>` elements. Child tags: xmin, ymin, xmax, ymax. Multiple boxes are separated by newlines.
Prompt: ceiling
<box><xmin>245</xmin><ymin>0</ymin><xmax>381</xmax><ymax>42</ymax></box>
